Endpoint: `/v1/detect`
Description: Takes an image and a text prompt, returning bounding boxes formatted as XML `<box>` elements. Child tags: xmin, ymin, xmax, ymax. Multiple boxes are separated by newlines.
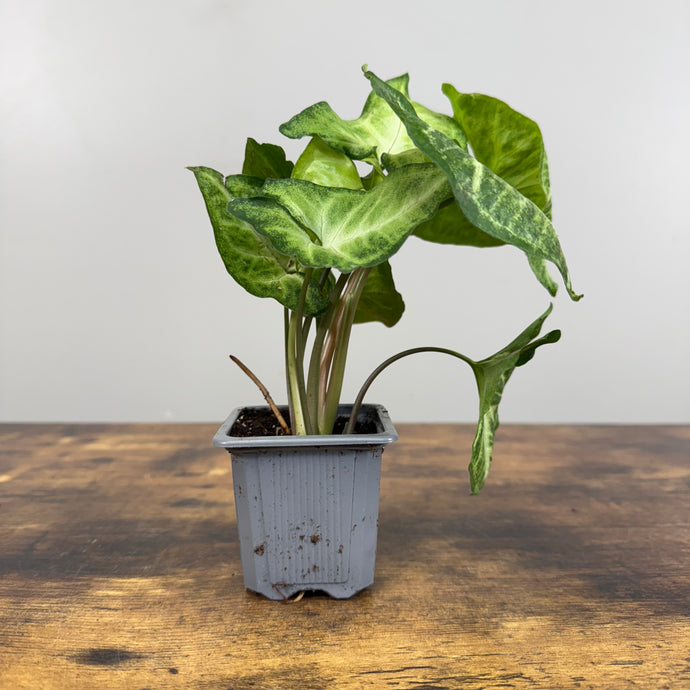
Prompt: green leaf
<box><xmin>280</xmin><ymin>74</ymin><xmax>466</xmax><ymax>166</ymax></box>
<box><xmin>354</xmin><ymin>261</ymin><xmax>405</xmax><ymax>327</ymax></box>
<box><xmin>414</xmin><ymin>198</ymin><xmax>505</xmax><ymax>247</ymax></box>
<box><xmin>381</xmin><ymin>149</ymin><xmax>430</xmax><ymax>170</ymax></box>
<box><xmin>442</xmin><ymin>87</ymin><xmax>552</xmax><ymax>218</ymax></box>
<box><xmin>292</xmin><ymin>136</ymin><xmax>363</xmax><ymax>190</ymax></box>
<box><xmin>227</xmin><ymin>163</ymin><xmax>451</xmax><ymax>272</ymax></box>
<box><xmin>382</xmin><ymin>148</ymin><xmax>503</xmax><ymax>246</ymax></box>
<box><xmin>468</xmin><ymin>305</ymin><xmax>561</xmax><ymax>494</ymax></box>
<box><xmin>360</xmin><ymin>167</ymin><xmax>385</xmax><ymax>190</ymax></box>
<box><xmin>242</xmin><ymin>138</ymin><xmax>294</xmax><ymax>179</ymax></box>
<box><xmin>224</xmin><ymin>174</ymin><xmax>264</xmax><ymax>198</ymax></box>
<box><xmin>364</xmin><ymin>69</ymin><xmax>582</xmax><ymax>301</ymax></box>
<box><xmin>526</xmin><ymin>252</ymin><xmax>559</xmax><ymax>298</ymax></box>
<box><xmin>414</xmin><ymin>91</ymin><xmax>553</xmax><ymax>251</ymax></box>
<box><xmin>188</xmin><ymin>166</ymin><xmax>328</xmax><ymax>315</ymax></box>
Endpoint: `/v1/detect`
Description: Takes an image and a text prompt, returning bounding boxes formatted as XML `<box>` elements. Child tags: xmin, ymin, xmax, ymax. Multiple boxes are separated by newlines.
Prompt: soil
<box><xmin>230</xmin><ymin>408</ymin><xmax>290</xmax><ymax>437</ymax></box>
<box><xmin>229</xmin><ymin>407</ymin><xmax>379</xmax><ymax>437</ymax></box>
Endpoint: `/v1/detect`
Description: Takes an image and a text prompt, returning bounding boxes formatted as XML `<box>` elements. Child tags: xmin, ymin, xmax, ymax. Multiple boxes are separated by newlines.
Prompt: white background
<box><xmin>1</xmin><ymin>0</ymin><xmax>689</xmax><ymax>424</ymax></box>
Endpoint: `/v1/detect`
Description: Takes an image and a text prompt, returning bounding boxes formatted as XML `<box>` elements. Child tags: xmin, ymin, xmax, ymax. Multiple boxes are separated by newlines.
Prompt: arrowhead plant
<box><xmin>189</xmin><ymin>67</ymin><xmax>581</xmax><ymax>494</ymax></box>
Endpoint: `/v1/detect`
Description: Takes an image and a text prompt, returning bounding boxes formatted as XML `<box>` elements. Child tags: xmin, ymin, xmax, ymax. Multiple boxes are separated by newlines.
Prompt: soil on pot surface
<box><xmin>230</xmin><ymin>408</ymin><xmax>289</xmax><ymax>437</ymax></box>
<box><xmin>230</xmin><ymin>407</ymin><xmax>379</xmax><ymax>437</ymax></box>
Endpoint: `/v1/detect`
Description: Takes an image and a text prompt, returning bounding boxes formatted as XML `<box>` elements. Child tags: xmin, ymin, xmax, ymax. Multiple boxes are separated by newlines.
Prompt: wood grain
<box><xmin>1</xmin><ymin>423</ymin><xmax>689</xmax><ymax>688</ymax></box>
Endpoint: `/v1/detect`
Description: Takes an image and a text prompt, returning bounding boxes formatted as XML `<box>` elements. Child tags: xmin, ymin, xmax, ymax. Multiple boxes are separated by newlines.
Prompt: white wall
<box><xmin>1</xmin><ymin>0</ymin><xmax>689</xmax><ymax>424</ymax></box>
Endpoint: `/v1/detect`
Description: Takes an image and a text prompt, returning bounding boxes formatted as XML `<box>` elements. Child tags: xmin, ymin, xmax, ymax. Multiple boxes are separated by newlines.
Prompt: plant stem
<box><xmin>306</xmin><ymin>272</ymin><xmax>349</xmax><ymax>429</ymax></box>
<box><xmin>345</xmin><ymin>347</ymin><xmax>476</xmax><ymax>434</ymax></box>
<box><xmin>286</xmin><ymin>311</ymin><xmax>308</xmax><ymax>434</ymax></box>
<box><xmin>319</xmin><ymin>267</ymin><xmax>370</xmax><ymax>434</ymax></box>
<box><xmin>284</xmin><ymin>308</ymin><xmax>294</xmax><ymax>432</ymax></box>
<box><xmin>301</xmin><ymin>316</ymin><xmax>313</xmax><ymax>343</ymax></box>
<box><xmin>286</xmin><ymin>268</ymin><xmax>316</xmax><ymax>435</ymax></box>
<box><xmin>229</xmin><ymin>355</ymin><xmax>291</xmax><ymax>435</ymax></box>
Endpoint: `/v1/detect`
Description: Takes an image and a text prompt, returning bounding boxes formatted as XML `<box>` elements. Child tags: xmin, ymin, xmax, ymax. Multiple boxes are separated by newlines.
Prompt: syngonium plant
<box><xmin>189</xmin><ymin>67</ymin><xmax>581</xmax><ymax>494</ymax></box>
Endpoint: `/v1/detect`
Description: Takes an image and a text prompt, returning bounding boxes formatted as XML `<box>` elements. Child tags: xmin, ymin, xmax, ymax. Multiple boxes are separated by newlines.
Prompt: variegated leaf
<box><xmin>188</xmin><ymin>166</ymin><xmax>328</xmax><ymax>315</ymax></box>
<box><xmin>279</xmin><ymin>74</ymin><xmax>466</xmax><ymax>166</ymax></box>
<box><xmin>442</xmin><ymin>87</ymin><xmax>552</xmax><ymax>219</ymax></box>
<box><xmin>414</xmin><ymin>90</ymin><xmax>553</xmax><ymax>250</ymax></box>
<box><xmin>414</xmin><ymin>199</ymin><xmax>505</xmax><ymax>247</ymax></box>
<box><xmin>227</xmin><ymin>163</ymin><xmax>451</xmax><ymax>272</ymax></box>
<box><xmin>468</xmin><ymin>305</ymin><xmax>561</xmax><ymax>493</ymax></box>
<box><xmin>364</xmin><ymin>69</ymin><xmax>582</xmax><ymax>301</ymax></box>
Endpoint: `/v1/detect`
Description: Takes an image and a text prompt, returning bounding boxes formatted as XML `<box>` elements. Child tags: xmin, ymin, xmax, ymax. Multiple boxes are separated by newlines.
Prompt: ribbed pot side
<box><xmin>213</xmin><ymin>404</ymin><xmax>398</xmax><ymax>600</ymax></box>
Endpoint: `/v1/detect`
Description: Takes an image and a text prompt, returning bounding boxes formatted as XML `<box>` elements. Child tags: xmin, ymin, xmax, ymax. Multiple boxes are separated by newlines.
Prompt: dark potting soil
<box><xmin>229</xmin><ymin>407</ymin><xmax>379</xmax><ymax>437</ymax></box>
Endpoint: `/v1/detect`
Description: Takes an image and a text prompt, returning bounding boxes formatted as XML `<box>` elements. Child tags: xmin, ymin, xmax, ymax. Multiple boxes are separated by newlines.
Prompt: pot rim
<box><xmin>213</xmin><ymin>403</ymin><xmax>398</xmax><ymax>450</ymax></box>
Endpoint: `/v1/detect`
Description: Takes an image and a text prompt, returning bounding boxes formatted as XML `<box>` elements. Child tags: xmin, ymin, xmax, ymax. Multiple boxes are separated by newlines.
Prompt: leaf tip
<box><xmin>362</xmin><ymin>65</ymin><xmax>377</xmax><ymax>83</ymax></box>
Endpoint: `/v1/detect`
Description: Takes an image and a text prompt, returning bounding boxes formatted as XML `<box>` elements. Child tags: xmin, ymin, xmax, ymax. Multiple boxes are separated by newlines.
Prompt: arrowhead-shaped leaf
<box><xmin>188</xmin><ymin>166</ymin><xmax>328</xmax><ymax>315</ymax></box>
<box><xmin>442</xmin><ymin>87</ymin><xmax>552</xmax><ymax>219</ymax></box>
<box><xmin>227</xmin><ymin>163</ymin><xmax>451</xmax><ymax>272</ymax></box>
<box><xmin>414</xmin><ymin>90</ymin><xmax>553</xmax><ymax>249</ymax></box>
<box><xmin>468</xmin><ymin>305</ymin><xmax>561</xmax><ymax>494</ymax></box>
<box><xmin>280</xmin><ymin>74</ymin><xmax>466</xmax><ymax>166</ymax></box>
<box><xmin>364</xmin><ymin>69</ymin><xmax>582</xmax><ymax>301</ymax></box>
<box><xmin>242</xmin><ymin>138</ymin><xmax>294</xmax><ymax>179</ymax></box>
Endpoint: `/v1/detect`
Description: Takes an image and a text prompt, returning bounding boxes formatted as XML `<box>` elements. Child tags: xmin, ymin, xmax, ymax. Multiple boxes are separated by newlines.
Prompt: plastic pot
<box><xmin>213</xmin><ymin>404</ymin><xmax>398</xmax><ymax>600</ymax></box>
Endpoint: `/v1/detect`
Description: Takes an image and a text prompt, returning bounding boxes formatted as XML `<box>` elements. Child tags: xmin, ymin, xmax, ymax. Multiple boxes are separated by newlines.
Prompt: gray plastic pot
<box><xmin>213</xmin><ymin>404</ymin><xmax>398</xmax><ymax>600</ymax></box>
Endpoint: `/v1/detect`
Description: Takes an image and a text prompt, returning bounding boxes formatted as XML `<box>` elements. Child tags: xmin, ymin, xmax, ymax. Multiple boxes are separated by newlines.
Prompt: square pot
<box><xmin>213</xmin><ymin>404</ymin><xmax>397</xmax><ymax>600</ymax></box>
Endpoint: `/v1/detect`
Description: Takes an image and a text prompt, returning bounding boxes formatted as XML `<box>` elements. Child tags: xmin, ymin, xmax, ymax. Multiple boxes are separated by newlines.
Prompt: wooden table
<box><xmin>1</xmin><ymin>423</ymin><xmax>688</xmax><ymax>688</ymax></box>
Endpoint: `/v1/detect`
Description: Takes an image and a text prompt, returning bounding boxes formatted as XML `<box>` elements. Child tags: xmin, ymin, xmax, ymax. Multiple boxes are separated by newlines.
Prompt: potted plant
<box><xmin>189</xmin><ymin>67</ymin><xmax>581</xmax><ymax>600</ymax></box>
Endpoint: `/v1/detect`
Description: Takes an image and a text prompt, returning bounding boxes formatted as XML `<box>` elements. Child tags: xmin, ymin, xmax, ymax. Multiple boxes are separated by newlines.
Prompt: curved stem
<box><xmin>345</xmin><ymin>347</ymin><xmax>476</xmax><ymax>434</ymax></box>
<box><xmin>230</xmin><ymin>355</ymin><xmax>290</xmax><ymax>435</ymax></box>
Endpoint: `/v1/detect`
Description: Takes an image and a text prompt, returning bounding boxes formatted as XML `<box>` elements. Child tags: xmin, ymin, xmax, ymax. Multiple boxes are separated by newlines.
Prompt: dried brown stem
<box><xmin>229</xmin><ymin>355</ymin><xmax>291</xmax><ymax>435</ymax></box>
